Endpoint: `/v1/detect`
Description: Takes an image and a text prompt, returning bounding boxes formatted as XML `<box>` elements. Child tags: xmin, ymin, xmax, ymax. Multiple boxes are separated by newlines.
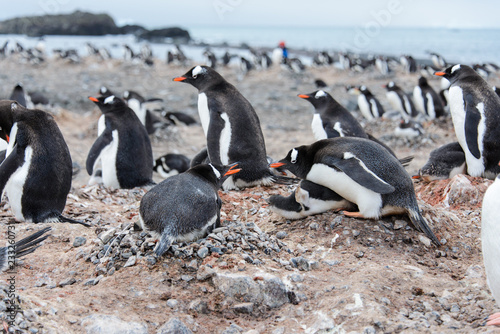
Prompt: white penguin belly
<box><xmin>449</xmin><ymin>87</ymin><xmax>485</xmax><ymax>176</ymax></box>
<box><xmin>97</xmin><ymin>114</ymin><xmax>105</xmax><ymax>135</ymax></box>
<box><xmin>482</xmin><ymin>178</ymin><xmax>500</xmax><ymax>303</ymax></box>
<box><xmin>101</xmin><ymin>130</ymin><xmax>120</xmax><ymax>188</ymax></box>
<box><xmin>219</xmin><ymin>112</ymin><xmax>231</xmax><ymax>165</ymax></box>
<box><xmin>4</xmin><ymin>146</ymin><xmax>34</xmax><ymax>222</ymax></box>
<box><xmin>369</xmin><ymin>99</ymin><xmax>380</xmax><ymax>118</ymax></box>
<box><xmin>157</xmin><ymin>166</ymin><xmax>179</xmax><ymax>179</ymax></box>
<box><xmin>311</xmin><ymin>114</ymin><xmax>327</xmax><ymax>140</ymax></box>
<box><xmin>357</xmin><ymin>96</ymin><xmax>372</xmax><ymax>120</ymax></box>
<box><xmin>386</xmin><ymin>91</ymin><xmax>405</xmax><ymax>117</ymax></box>
<box><xmin>128</xmin><ymin>100</ymin><xmax>146</xmax><ymax>126</ymax></box>
<box><xmin>307</xmin><ymin>164</ymin><xmax>382</xmax><ymax>218</ymax></box>
<box><xmin>426</xmin><ymin>93</ymin><xmax>436</xmax><ymax>119</ymax></box>
<box><xmin>198</xmin><ymin>93</ymin><xmax>210</xmax><ymax>136</ymax></box>
<box><xmin>413</xmin><ymin>86</ymin><xmax>425</xmax><ymax>114</ymax></box>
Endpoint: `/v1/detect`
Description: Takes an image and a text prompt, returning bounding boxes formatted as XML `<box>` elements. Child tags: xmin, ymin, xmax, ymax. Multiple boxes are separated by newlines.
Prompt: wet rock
<box><xmin>157</xmin><ymin>318</ymin><xmax>193</xmax><ymax>334</ymax></box>
<box><xmin>73</xmin><ymin>236</ymin><xmax>87</xmax><ymax>247</ymax></box>
<box><xmin>81</xmin><ymin>314</ymin><xmax>148</xmax><ymax>334</ymax></box>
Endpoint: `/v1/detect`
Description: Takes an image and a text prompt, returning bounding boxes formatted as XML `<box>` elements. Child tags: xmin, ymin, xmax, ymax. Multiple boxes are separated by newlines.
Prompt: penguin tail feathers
<box><xmin>154</xmin><ymin>234</ymin><xmax>173</xmax><ymax>257</ymax></box>
<box><xmin>408</xmin><ymin>209</ymin><xmax>440</xmax><ymax>246</ymax></box>
<box><xmin>58</xmin><ymin>215</ymin><xmax>91</xmax><ymax>227</ymax></box>
<box><xmin>13</xmin><ymin>227</ymin><xmax>52</xmax><ymax>258</ymax></box>
<box><xmin>399</xmin><ymin>155</ymin><xmax>414</xmax><ymax>168</ymax></box>
<box><xmin>272</xmin><ymin>175</ymin><xmax>300</xmax><ymax>185</ymax></box>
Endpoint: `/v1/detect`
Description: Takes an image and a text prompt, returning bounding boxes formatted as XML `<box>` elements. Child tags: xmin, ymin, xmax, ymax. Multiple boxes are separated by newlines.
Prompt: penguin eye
<box><xmin>192</xmin><ymin>74</ymin><xmax>198</xmax><ymax>79</ymax></box>
<box><xmin>290</xmin><ymin>148</ymin><xmax>298</xmax><ymax>164</ymax></box>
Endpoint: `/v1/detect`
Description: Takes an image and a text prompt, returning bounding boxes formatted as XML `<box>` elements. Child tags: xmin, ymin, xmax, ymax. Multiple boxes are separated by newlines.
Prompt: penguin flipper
<box><xmin>463</xmin><ymin>97</ymin><xmax>482</xmax><ymax>159</ymax></box>
<box><xmin>0</xmin><ymin>143</ymin><xmax>25</xmax><ymax>194</ymax></box>
<box><xmin>322</xmin><ymin>155</ymin><xmax>395</xmax><ymax>194</ymax></box>
<box><xmin>154</xmin><ymin>233</ymin><xmax>173</xmax><ymax>257</ymax></box>
<box><xmin>86</xmin><ymin>130</ymin><xmax>112</xmax><ymax>175</ymax></box>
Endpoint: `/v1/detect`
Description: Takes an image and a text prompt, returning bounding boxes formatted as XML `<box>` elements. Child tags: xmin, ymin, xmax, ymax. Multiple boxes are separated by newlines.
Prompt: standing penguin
<box><xmin>122</xmin><ymin>90</ymin><xmax>165</xmax><ymax>135</ymax></box>
<box><xmin>298</xmin><ymin>90</ymin><xmax>368</xmax><ymax>140</ymax></box>
<box><xmin>347</xmin><ymin>85</ymin><xmax>385</xmax><ymax>121</ymax></box>
<box><xmin>384</xmin><ymin>81</ymin><xmax>419</xmax><ymax>119</ymax></box>
<box><xmin>173</xmin><ymin>65</ymin><xmax>278</xmax><ymax>190</ymax></box>
<box><xmin>273</xmin><ymin>137</ymin><xmax>440</xmax><ymax>245</ymax></box>
<box><xmin>86</xmin><ymin>95</ymin><xmax>154</xmax><ymax>189</ymax></box>
<box><xmin>9</xmin><ymin>84</ymin><xmax>33</xmax><ymax>109</ymax></box>
<box><xmin>139</xmin><ymin>163</ymin><xmax>240</xmax><ymax>256</ymax></box>
<box><xmin>481</xmin><ymin>170</ymin><xmax>500</xmax><ymax>326</ymax></box>
<box><xmin>267</xmin><ymin>179</ymin><xmax>355</xmax><ymax>220</ymax></box>
<box><xmin>0</xmin><ymin>101</ymin><xmax>87</xmax><ymax>225</ymax></box>
<box><xmin>434</xmin><ymin>64</ymin><xmax>500</xmax><ymax>178</ymax></box>
<box><xmin>413</xmin><ymin>77</ymin><xmax>445</xmax><ymax>119</ymax></box>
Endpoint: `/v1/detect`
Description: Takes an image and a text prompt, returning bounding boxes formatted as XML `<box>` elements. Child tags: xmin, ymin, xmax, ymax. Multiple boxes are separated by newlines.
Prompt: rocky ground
<box><xmin>0</xmin><ymin>54</ymin><xmax>500</xmax><ymax>334</ymax></box>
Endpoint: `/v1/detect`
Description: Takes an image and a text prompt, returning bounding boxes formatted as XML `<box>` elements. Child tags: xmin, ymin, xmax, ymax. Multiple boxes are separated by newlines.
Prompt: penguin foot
<box><xmin>487</xmin><ymin>312</ymin><xmax>500</xmax><ymax>326</ymax></box>
<box><xmin>342</xmin><ymin>211</ymin><xmax>365</xmax><ymax>218</ymax></box>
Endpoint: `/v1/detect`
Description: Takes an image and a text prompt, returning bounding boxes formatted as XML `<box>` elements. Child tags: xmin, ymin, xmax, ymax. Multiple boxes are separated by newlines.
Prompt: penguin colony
<box><xmin>2</xmin><ymin>42</ymin><xmax>500</xmax><ymax>325</ymax></box>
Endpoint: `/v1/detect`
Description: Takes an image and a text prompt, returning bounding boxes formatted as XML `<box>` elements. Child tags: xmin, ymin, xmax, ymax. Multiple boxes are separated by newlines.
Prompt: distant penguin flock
<box><xmin>2</xmin><ymin>39</ymin><xmax>500</xmax><ymax>328</ymax></box>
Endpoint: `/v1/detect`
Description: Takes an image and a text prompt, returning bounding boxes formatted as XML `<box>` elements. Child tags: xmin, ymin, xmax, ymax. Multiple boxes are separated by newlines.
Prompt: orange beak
<box><xmin>412</xmin><ymin>175</ymin><xmax>421</xmax><ymax>180</ymax></box>
<box><xmin>297</xmin><ymin>94</ymin><xmax>310</xmax><ymax>99</ymax></box>
<box><xmin>5</xmin><ymin>135</ymin><xmax>9</xmax><ymax>143</ymax></box>
<box><xmin>270</xmin><ymin>162</ymin><xmax>286</xmax><ymax>168</ymax></box>
<box><xmin>173</xmin><ymin>76</ymin><xmax>186</xmax><ymax>82</ymax></box>
<box><xmin>88</xmin><ymin>96</ymin><xmax>99</xmax><ymax>102</ymax></box>
<box><xmin>434</xmin><ymin>71</ymin><xmax>446</xmax><ymax>76</ymax></box>
<box><xmin>224</xmin><ymin>164</ymin><xmax>241</xmax><ymax>176</ymax></box>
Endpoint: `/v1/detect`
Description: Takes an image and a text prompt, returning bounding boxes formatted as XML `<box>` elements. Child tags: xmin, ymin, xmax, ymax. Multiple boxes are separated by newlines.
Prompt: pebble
<box><xmin>167</xmin><ymin>299</ymin><xmax>179</xmax><ymax>309</ymax></box>
<box><xmin>197</xmin><ymin>246</ymin><xmax>209</xmax><ymax>258</ymax></box>
<box><xmin>58</xmin><ymin>277</ymin><xmax>76</xmax><ymax>287</ymax></box>
<box><xmin>309</xmin><ymin>222</ymin><xmax>319</xmax><ymax>230</ymax></box>
<box><xmin>394</xmin><ymin>220</ymin><xmax>407</xmax><ymax>230</ymax></box>
<box><xmin>157</xmin><ymin>318</ymin><xmax>193</xmax><ymax>334</ymax></box>
<box><xmin>123</xmin><ymin>256</ymin><xmax>136</xmax><ymax>268</ymax></box>
<box><xmin>276</xmin><ymin>231</ymin><xmax>287</xmax><ymax>239</ymax></box>
<box><xmin>73</xmin><ymin>236</ymin><xmax>87</xmax><ymax>247</ymax></box>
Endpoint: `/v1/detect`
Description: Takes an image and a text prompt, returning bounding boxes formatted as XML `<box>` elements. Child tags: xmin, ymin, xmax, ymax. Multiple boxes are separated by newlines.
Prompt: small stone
<box><xmin>222</xmin><ymin>324</ymin><xmax>244</xmax><ymax>334</ymax></box>
<box><xmin>58</xmin><ymin>277</ymin><xmax>76</xmax><ymax>287</ymax></box>
<box><xmin>189</xmin><ymin>299</ymin><xmax>208</xmax><ymax>314</ymax></box>
<box><xmin>352</xmin><ymin>230</ymin><xmax>360</xmax><ymax>237</ymax></box>
<box><xmin>309</xmin><ymin>222</ymin><xmax>319</xmax><ymax>230</ymax></box>
<box><xmin>291</xmin><ymin>257</ymin><xmax>310</xmax><ymax>271</ymax></box>
<box><xmin>450</xmin><ymin>304</ymin><xmax>460</xmax><ymax>313</ymax></box>
<box><xmin>418</xmin><ymin>235</ymin><xmax>431</xmax><ymax>247</ymax></box>
<box><xmin>145</xmin><ymin>256</ymin><xmax>157</xmax><ymax>266</ymax></box>
<box><xmin>276</xmin><ymin>231</ymin><xmax>287</xmax><ymax>239</ymax></box>
<box><xmin>181</xmin><ymin>275</ymin><xmax>194</xmax><ymax>282</ymax></box>
<box><xmin>81</xmin><ymin>314</ymin><xmax>148</xmax><ymax>334</ymax></box>
<box><xmin>197</xmin><ymin>246</ymin><xmax>209</xmax><ymax>258</ymax></box>
<box><xmin>157</xmin><ymin>318</ymin><xmax>193</xmax><ymax>334</ymax></box>
<box><xmin>232</xmin><ymin>302</ymin><xmax>254</xmax><ymax>314</ymax></box>
<box><xmin>167</xmin><ymin>299</ymin><xmax>179</xmax><ymax>309</ymax></box>
<box><xmin>354</xmin><ymin>251</ymin><xmax>364</xmax><ymax>258</ymax></box>
<box><xmin>197</xmin><ymin>265</ymin><xmax>216</xmax><ymax>281</ymax></box>
<box><xmin>187</xmin><ymin>259</ymin><xmax>199</xmax><ymax>271</ymax></box>
<box><xmin>393</xmin><ymin>220</ymin><xmax>407</xmax><ymax>230</ymax></box>
<box><xmin>98</xmin><ymin>229</ymin><xmax>116</xmax><ymax>244</ymax></box>
<box><xmin>123</xmin><ymin>256</ymin><xmax>137</xmax><ymax>268</ymax></box>
<box><xmin>289</xmin><ymin>274</ymin><xmax>304</xmax><ymax>282</ymax></box>
<box><xmin>73</xmin><ymin>236</ymin><xmax>87</xmax><ymax>247</ymax></box>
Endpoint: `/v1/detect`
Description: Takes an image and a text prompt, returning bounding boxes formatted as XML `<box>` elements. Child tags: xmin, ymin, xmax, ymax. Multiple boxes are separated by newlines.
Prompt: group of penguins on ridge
<box><xmin>2</xmin><ymin>60</ymin><xmax>500</xmax><ymax>325</ymax></box>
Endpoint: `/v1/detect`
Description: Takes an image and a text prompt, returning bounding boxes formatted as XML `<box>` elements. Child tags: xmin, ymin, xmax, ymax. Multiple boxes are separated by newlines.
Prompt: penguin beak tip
<box><xmin>434</xmin><ymin>71</ymin><xmax>446</xmax><ymax>76</ymax></box>
<box><xmin>88</xmin><ymin>96</ymin><xmax>99</xmax><ymax>102</ymax></box>
<box><xmin>270</xmin><ymin>162</ymin><xmax>286</xmax><ymax>168</ymax></box>
<box><xmin>173</xmin><ymin>76</ymin><xmax>186</xmax><ymax>82</ymax></box>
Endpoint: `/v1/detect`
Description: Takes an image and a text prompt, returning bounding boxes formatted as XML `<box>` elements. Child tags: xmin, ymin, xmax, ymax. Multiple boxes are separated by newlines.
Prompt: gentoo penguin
<box><xmin>384</xmin><ymin>81</ymin><xmax>419</xmax><ymax>119</ymax></box>
<box><xmin>298</xmin><ymin>90</ymin><xmax>368</xmax><ymax>140</ymax></box>
<box><xmin>87</xmin><ymin>95</ymin><xmax>154</xmax><ymax>189</ymax></box>
<box><xmin>98</xmin><ymin>86</ymin><xmax>115</xmax><ymax>98</ymax></box>
<box><xmin>0</xmin><ymin>101</ymin><xmax>88</xmax><ymax>226</ymax></box>
<box><xmin>203</xmin><ymin>49</ymin><xmax>217</xmax><ymax>69</ymax></box>
<box><xmin>439</xmin><ymin>77</ymin><xmax>450</xmax><ymax>107</ymax></box>
<box><xmin>173</xmin><ymin>65</ymin><xmax>281</xmax><ymax>190</ymax></box>
<box><xmin>122</xmin><ymin>90</ymin><xmax>165</xmax><ymax>134</ymax></box>
<box><xmin>394</xmin><ymin>119</ymin><xmax>424</xmax><ymax>139</ymax></box>
<box><xmin>9</xmin><ymin>84</ymin><xmax>33</xmax><ymax>109</ymax></box>
<box><xmin>493</xmin><ymin>86</ymin><xmax>500</xmax><ymax>99</ymax></box>
<box><xmin>348</xmin><ymin>85</ymin><xmax>385</xmax><ymax>121</ymax></box>
<box><xmin>375</xmin><ymin>56</ymin><xmax>390</xmax><ymax>76</ymax></box>
<box><xmin>429</xmin><ymin>52</ymin><xmax>446</xmax><ymax>68</ymax></box>
<box><xmin>161</xmin><ymin>111</ymin><xmax>197</xmax><ymax>126</ymax></box>
<box><xmin>435</xmin><ymin>64</ymin><xmax>500</xmax><ymax>178</ymax></box>
<box><xmin>273</xmin><ymin>137</ymin><xmax>440</xmax><ymax>245</ymax></box>
<box><xmin>413</xmin><ymin>77</ymin><xmax>445</xmax><ymax>119</ymax></box>
<box><xmin>481</xmin><ymin>170</ymin><xmax>500</xmax><ymax>326</ymax></box>
<box><xmin>400</xmin><ymin>55</ymin><xmax>417</xmax><ymax>73</ymax></box>
<box><xmin>139</xmin><ymin>163</ymin><xmax>241</xmax><ymax>256</ymax></box>
<box><xmin>414</xmin><ymin>142</ymin><xmax>466</xmax><ymax>181</ymax></box>
<box><xmin>267</xmin><ymin>180</ymin><xmax>355</xmax><ymax>220</ymax></box>
<box><xmin>0</xmin><ymin>227</ymin><xmax>51</xmax><ymax>272</ymax></box>
<box><xmin>153</xmin><ymin>153</ymin><xmax>190</xmax><ymax>178</ymax></box>
<box><xmin>314</xmin><ymin>79</ymin><xmax>328</xmax><ymax>89</ymax></box>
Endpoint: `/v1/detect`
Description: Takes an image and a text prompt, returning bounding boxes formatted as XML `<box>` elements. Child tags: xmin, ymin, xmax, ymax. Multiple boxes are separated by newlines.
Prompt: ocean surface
<box><xmin>0</xmin><ymin>26</ymin><xmax>498</xmax><ymax>65</ymax></box>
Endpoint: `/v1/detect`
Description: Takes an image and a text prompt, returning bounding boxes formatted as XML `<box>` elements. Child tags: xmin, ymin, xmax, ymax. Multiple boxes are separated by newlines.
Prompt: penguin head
<box><xmin>345</xmin><ymin>85</ymin><xmax>360</xmax><ymax>95</ymax></box>
<box><xmin>271</xmin><ymin>146</ymin><xmax>312</xmax><ymax>179</ymax></box>
<box><xmin>298</xmin><ymin>90</ymin><xmax>332</xmax><ymax>109</ymax></box>
<box><xmin>191</xmin><ymin>163</ymin><xmax>241</xmax><ymax>187</ymax></box>
<box><xmin>434</xmin><ymin>64</ymin><xmax>476</xmax><ymax>84</ymax></box>
<box><xmin>0</xmin><ymin>100</ymin><xmax>23</xmax><ymax>142</ymax></box>
<box><xmin>88</xmin><ymin>95</ymin><xmax>128</xmax><ymax>114</ymax></box>
<box><xmin>383</xmin><ymin>81</ymin><xmax>398</xmax><ymax>91</ymax></box>
<box><xmin>418</xmin><ymin>76</ymin><xmax>429</xmax><ymax>87</ymax></box>
<box><xmin>122</xmin><ymin>90</ymin><xmax>145</xmax><ymax>103</ymax></box>
<box><xmin>98</xmin><ymin>86</ymin><xmax>114</xmax><ymax>98</ymax></box>
<box><xmin>173</xmin><ymin>65</ymin><xmax>222</xmax><ymax>91</ymax></box>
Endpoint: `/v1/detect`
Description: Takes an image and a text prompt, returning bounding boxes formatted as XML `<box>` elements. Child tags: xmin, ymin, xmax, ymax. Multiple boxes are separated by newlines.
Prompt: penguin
<box><xmin>153</xmin><ymin>153</ymin><xmax>190</xmax><ymax>178</ymax></box>
<box><xmin>98</xmin><ymin>86</ymin><xmax>115</xmax><ymax>98</ymax></box>
<box><xmin>161</xmin><ymin>111</ymin><xmax>197</xmax><ymax>126</ymax></box>
<box><xmin>394</xmin><ymin>119</ymin><xmax>424</xmax><ymax>139</ymax></box>
<box><xmin>0</xmin><ymin>101</ymin><xmax>88</xmax><ymax>226</ymax></box>
<box><xmin>267</xmin><ymin>180</ymin><xmax>356</xmax><ymax>220</ymax></box>
<box><xmin>314</xmin><ymin>79</ymin><xmax>328</xmax><ymax>89</ymax></box>
<box><xmin>272</xmin><ymin>137</ymin><xmax>440</xmax><ymax>246</ymax></box>
<box><xmin>190</xmin><ymin>147</ymin><xmax>209</xmax><ymax>167</ymax></box>
<box><xmin>122</xmin><ymin>90</ymin><xmax>165</xmax><ymax>134</ymax></box>
<box><xmin>429</xmin><ymin>52</ymin><xmax>446</xmax><ymax>68</ymax></box>
<box><xmin>86</xmin><ymin>95</ymin><xmax>154</xmax><ymax>189</ymax></box>
<box><xmin>139</xmin><ymin>163</ymin><xmax>241</xmax><ymax>256</ymax></box>
<box><xmin>9</xmin><ymin>84</ymin><xmax>33</xmax><ymax>109</ymax></box>
<box><xmin>493</xmin><ymin>86</ymin><xmax>500</xmax><ymax>99</ymax></box>
<box><xmin>434</xmin><ymin>64</ymin><xmax>500</xmax><ymax>178</ymax></box>
<box><xmin>481</xmin><ymin>170</ymin><xmax>500</xmax><ymax>326</ymax></box>
<box><xmin>414</xmin><ymin>142</ymin><xmax>466</xmax><ymax>181</ymax></box>
<box><xmin>375</xmin><ymin>56</ymin><xmax>390</xmax><ymax>76</ymax></box>
<box><xmin>348</xmin><ymin>85</ymin><xmax>385</xmax><ymax>121</ymax></box>
<box><xmin>384</xmin><ymin>81</ymin><xmax>419</xmax><ymax>119</ymax></box>
<box><xmin>298</xmin><ymin>90</ymin><xmax>368</xmax><ymax>140</ymax></box>
<box><xmin>400</xmin><ymin>55</ymin><xmax>417</xmax><ymax>73</ymax></box>
<box><xmin>413</xmin><ymin>77</ymin><xmax>445</xmax><ymax>119</ymax></box>
<box><xmin>439</xmin><ymin>77</ymin><xmax>450</xmax><ymax>107</ymax></box>
<box><xmin>173</xmin><ymin>65</ymin><xmax>284</xmax><ymax>190</ymax></box>
<box><xmin>0</xmin><ymin>227</ymin><xmax>51</xmax><ymax>272</ymax></box>
<box><xmin>203</xmin><ymin>49</ymin><xmax>217</xmax><ymax>69</ymax></box>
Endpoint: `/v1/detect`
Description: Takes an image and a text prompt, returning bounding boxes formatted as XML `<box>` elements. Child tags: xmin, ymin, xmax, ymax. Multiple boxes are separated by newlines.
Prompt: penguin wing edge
<box><xmin>463</xmin><ymin>96</ymin><xmax>482</xmax><ymax>159</ymax></box>
<box><xmin>323</xmin><ymin>155</ymin><xmax>395</xmax><ymax>194</ymax></box>
<box><xmin>0</xmin><ymin>143</ymin><xmax>25</xmax><ymax>194</ymax></box>
<box><xmin>86</xmin><ymin>131</ymin><xmax>113</xmax><ymax>175</ymax></box>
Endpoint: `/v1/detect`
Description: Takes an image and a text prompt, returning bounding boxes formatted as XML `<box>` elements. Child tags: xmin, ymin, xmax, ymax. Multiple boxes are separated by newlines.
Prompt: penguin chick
<box><xmin>0</xmin><ymin>101</ymin><xmax>88</xmax><ymax>226</ymax></box>
<box><xmin>153</xmin><ymin>153</ymin><xmax>190</xmax><ymax>179</ymax></box>
<box><xmin>276</xmin><ymin>137</ymin><xmax>440</xmax><ymax>246</ymax></box>
<box><xmin>1</xmin><ymin>227</ymin><xmax>51</xmax><ymax>272</ymax></box>
<box><xmin>435</xmin><ymin>64</ymin><xmax>500</xmax><ymax>178</ymax></box>
<box><xmin>415</xmin><ymin>142</ymin><xmax>466</xmax><ymax>181</ymax></box>
<box><xmin>267</xmin><ymin>179</ymin><xmax>356</xmax><ymax>220</ymax></box>
<box><xmin>139</xmin><ymin>163</ymin><xmax>241</xmax><ymax>256</ymax></box>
